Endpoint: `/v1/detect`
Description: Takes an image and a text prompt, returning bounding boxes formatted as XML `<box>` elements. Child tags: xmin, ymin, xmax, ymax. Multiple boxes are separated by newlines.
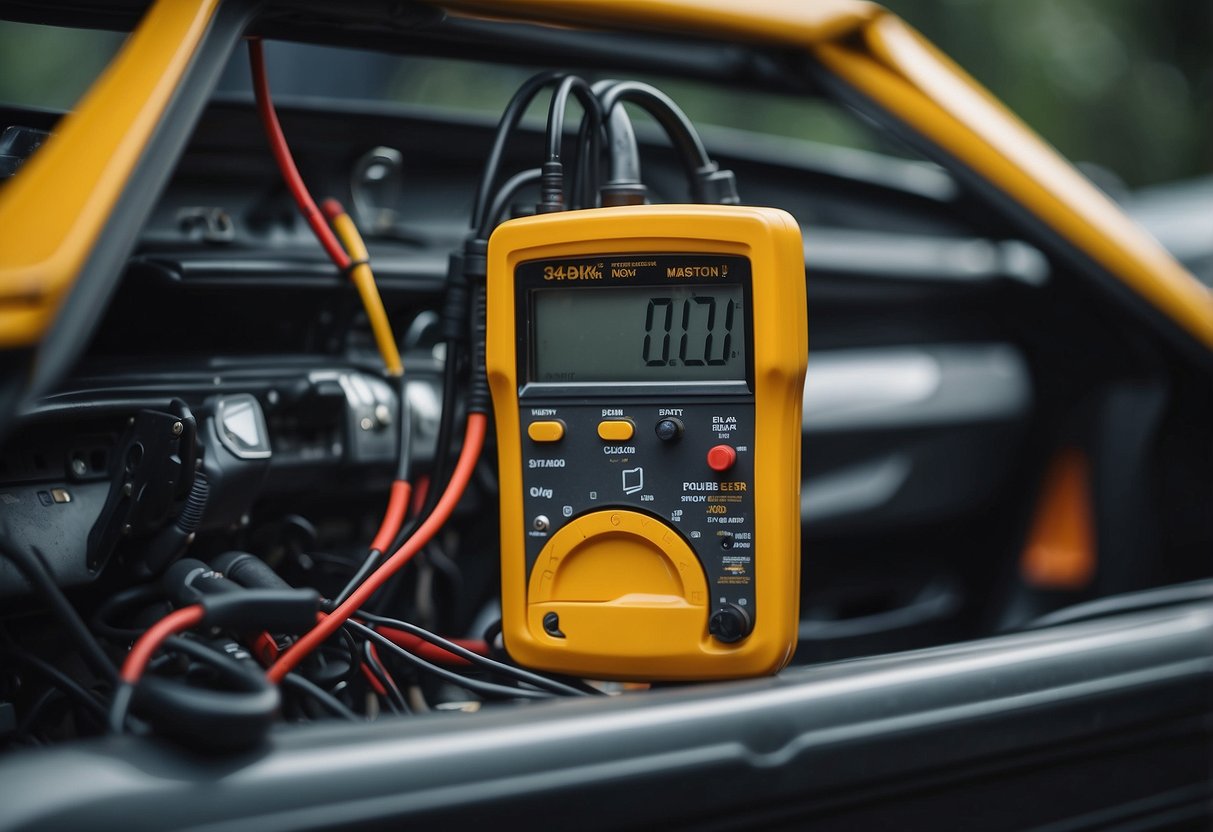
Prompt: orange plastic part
<box><xmin>1021</xmin><ymin>450</ymin><xmax>1097</xmax><ymax>590</ymax></box>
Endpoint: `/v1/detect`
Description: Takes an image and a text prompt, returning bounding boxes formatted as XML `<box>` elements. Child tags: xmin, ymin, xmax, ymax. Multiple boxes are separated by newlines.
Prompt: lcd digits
<box><xmin>531</xmin><ymin>284</ymin><xmax>745</xmax><ymax>383</ymax></box>
<box><xmin>642</xmin><ymin>294</ymin><xmax>738</xmax><ymax>368</ymax></box>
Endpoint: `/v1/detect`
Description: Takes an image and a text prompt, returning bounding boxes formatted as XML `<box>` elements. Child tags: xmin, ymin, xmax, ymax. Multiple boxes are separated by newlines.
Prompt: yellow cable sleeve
<box><xmin>329</xmin><ymin>211</ymin><xmax>404</xmax><ymax>377</ymax></box>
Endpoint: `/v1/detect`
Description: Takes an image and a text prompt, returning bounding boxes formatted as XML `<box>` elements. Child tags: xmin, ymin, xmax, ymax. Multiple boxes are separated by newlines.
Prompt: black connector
<box><xmin>200</xmin><ymin>589</ymin><xmax>320</xmax><ymax>634</ymax></box>
<box><xmin>163</xmin><ymin>559</ymin><xmax>319</xmax><ymax>632</ymax></box>
<box><xmin>536</xmin><ymin>160</ymin><xmax>566</xmax><ymax>214</ymax></box>
<box><xmin>209</xmin><ymin>550</ymin><xmax>293</xmax><ymax>591</ymax></box>
<box><xmin>695</xmin><ymin>162</ymin><xmax>740</xmax><ymax>205</ymax></box>
<box><xmin>163</xmin><ymin>557</ymin><xmax>242</xmax><ymax>607</ymax></box>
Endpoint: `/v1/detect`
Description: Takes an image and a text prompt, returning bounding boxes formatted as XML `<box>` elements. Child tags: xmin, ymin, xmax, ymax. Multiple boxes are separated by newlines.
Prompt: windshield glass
<box><xmin>0</xmin><ymin>6</ymin><xmax>1208</xmax><ymax>189</ymax></box>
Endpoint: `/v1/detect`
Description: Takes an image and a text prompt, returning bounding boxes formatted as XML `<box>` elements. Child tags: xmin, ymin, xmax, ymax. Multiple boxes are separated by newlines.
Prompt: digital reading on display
<box><xmin>531</xmin><ymin>285</ymin><xmax>746</xmax><ymax>383</ymax></box>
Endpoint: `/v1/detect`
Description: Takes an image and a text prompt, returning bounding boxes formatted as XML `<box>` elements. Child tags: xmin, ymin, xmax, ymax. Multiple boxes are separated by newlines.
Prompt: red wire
<box><xmin>373</xmin><ymin>626</ymin><xmax>487</xmax><ymax>666</ymax></box>
<box><xmin>120</xmin><ymin>605</ymin><xmax>206</xmax><ymax>684</ymax></box>
<box><xmin>247</xmin><ymin>39</ymin><xmax>351</xmax><ymax>271</ymax></box>
<box><xmin>267</xmin><ymin>414</ymin><xmax>488</xmax><ymax>682</ymax></box>
<box><xmin>370</xmin><ymin>480</ymin><xmax>412</xmax><ymax>554</ymax></box>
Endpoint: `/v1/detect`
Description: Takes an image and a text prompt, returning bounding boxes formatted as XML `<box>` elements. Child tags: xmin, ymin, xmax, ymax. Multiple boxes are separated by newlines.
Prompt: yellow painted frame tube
<box><xmin>444</xmin><ymin>0</ymin><xmax>1213</xmax><ymax>352</ymax></box>
<box><xmin>0</xmin><ymin>0</ymin><xmax>222</xmax><ymax>349</ymax></box>
<box><xmin>815</xmin><ymin>16</ymin><xmax>1213</xmax><ymax>350</ymax></box>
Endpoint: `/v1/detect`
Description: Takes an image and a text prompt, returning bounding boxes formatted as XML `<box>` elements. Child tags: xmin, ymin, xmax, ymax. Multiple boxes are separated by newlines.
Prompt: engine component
<box><xmin>86</xmin><ymin>401</ymin><xmax>197</xmax><ymax>575</ymax></box>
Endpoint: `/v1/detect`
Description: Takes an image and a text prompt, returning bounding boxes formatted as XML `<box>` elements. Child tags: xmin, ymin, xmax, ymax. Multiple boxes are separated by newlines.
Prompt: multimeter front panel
<box><xmin>516</xmin><ymin>254</ymin><xmax>758</xmax><ymax>619</ymax></box>
<box><xmin>488</xmin><ymin>205</ymin><xmax>805</xmax><ymax>681</ymax></box>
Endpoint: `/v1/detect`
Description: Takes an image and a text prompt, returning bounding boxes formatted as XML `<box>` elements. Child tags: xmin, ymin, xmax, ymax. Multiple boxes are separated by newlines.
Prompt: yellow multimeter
<box><xmin>487</xmin><ymin>204</ymin><xmax>806</xmax><ymax>680</ymax></box>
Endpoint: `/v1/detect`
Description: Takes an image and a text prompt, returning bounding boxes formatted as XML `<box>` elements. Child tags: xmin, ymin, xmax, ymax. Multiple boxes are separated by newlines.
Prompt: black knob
<box><xmin>708</xmin><ymin>603</ymin><xmax>752</xmax><ymax>643</ymax></box>
<box><xmin>654</xmin><ymin>417</ymin><xmax>684</xmax><ymax>443</ymax></box>
<box><xmin>542</xmin><ymin>611</ymin><xmax>565</xmax><ymax>638</ymax></box>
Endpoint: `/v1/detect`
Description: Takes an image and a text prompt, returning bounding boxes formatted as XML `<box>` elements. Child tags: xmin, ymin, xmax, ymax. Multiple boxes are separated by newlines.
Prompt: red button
<box><xmin>707</xmin><ymin>444</ymin><xmax>737</xmax><ymax>472</ymax></box>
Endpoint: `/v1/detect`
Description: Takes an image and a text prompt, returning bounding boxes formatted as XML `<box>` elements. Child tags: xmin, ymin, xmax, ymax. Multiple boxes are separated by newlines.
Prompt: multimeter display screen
<box><xmin>531</xmin><ymin>285</ymin><xmax>746</xmax><ymax>383</ymax></box>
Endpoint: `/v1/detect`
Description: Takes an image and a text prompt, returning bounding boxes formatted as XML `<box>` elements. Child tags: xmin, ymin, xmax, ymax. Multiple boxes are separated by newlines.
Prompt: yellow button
<box><xmin>527</xmin><ymin>420</ymin><xmax>565</xmax><ymax>443</ymax></box>
<box><xmin>597</xmin><ymin>419</ymin><xmax>635</xmax><ymax>441</ymax></box>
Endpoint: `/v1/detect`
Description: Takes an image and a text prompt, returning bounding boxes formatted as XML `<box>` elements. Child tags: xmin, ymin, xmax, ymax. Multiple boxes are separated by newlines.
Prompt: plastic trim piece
<box><xmin>0</xmin><ymin>602</ymin><xmax>1209</xmax><ymax>830</ymax></box>
<box><xmin>803</xmin><ymin>344</ymin><xmax>1031</xmax><ymax>432</ymax></box>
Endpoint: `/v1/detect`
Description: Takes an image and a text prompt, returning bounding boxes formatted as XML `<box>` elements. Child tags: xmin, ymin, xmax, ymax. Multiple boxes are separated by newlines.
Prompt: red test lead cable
<box><xmin>267</xmin><ymin>413</ymin><xmax>487</xmax><ymax>683</ymax></box>
<box><xmin>248</xmin><ymin>39</ymin><xmax>351</xmax><ymax>271</ymax></box>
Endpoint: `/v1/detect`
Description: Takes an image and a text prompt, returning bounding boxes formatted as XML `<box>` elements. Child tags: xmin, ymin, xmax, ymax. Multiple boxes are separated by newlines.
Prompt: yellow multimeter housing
<box><xmin>487</xmin><ymin>204</ymin><xmax>806</xmax><ymax>680</ymax></box>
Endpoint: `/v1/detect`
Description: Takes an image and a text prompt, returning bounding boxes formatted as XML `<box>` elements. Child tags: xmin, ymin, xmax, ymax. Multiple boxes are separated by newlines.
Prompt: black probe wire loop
<box><xmin>110</xmin><ymin>636</ymin><xmax>281</xmax><ymax>748</ymax></box>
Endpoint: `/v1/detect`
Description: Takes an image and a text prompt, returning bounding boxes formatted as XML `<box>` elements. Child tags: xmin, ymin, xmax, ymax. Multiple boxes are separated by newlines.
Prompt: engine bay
<box><xmin>0</xmin><ymin>4</ymin><xmax>1210</xmax><ymax>812</ymax></box>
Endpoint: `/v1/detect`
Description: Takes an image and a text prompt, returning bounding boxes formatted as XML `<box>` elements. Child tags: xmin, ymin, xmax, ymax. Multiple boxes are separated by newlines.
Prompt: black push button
<box><xmin>708</xmin><ymin>604</ymin><xmax>752</xmax><ymax>643</ymax></box>
<box><xmin>654</xmin><ymin>417</ymin><xmax>684</xmax><ymax>442</ymax></box>
<box><xmin>542</xmin><ymin>611</ymin><xmax>565</xmax><ymax>638</ymax></box>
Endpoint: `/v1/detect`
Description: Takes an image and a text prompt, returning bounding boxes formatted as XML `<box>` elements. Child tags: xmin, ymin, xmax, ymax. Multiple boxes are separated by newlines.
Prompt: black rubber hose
<box><xmin>209</xmin><ymin>550</ymin><xmax>292</xmax><ymax>591</ymax></box>
<box><xmin>127</xmin><ymin>675</ymin><xmax>279</xmax><ymax>751</ymax></box>
<box><xmin>113</xmin><ymin>637</ymin><xmax>280</xmax><ymax>750</ymax></box>
<box><xmin>90</xmin><ymin>583</ymin><xmax>165</xmax><ymax>641</ymax></box>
